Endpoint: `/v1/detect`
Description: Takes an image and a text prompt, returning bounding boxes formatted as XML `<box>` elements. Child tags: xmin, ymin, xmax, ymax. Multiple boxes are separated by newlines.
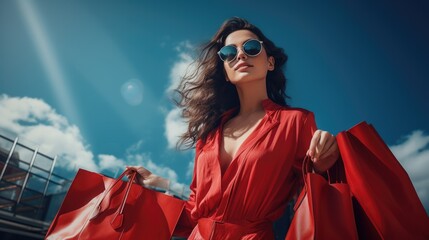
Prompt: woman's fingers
<box><xmin>314</xmin><ymin>131</ymin><xmax>332</xmax><ymax>161</ymax></box>
<box><xmin>124</xmin><ymin>166</ymin><xmax>167</xmax><ymax>189</ymax></box>
<box><xmin>308</xmin><ymin>130</ymin><xmax>334</xmax><ymax>160</ymax></box>
<box><xmin>126</xmin><ymin>166</ymin><xmax>150</xmax><ymax>175</ymax></box>
<box><xmin>315</xmin><ymin>133</ymin><xmax>334</xmax><ymax>159</ymax></box>
<box><xmin>124</xmin><ymin>166</ymin><xmax>152</xmax><ymax>185</ymax></box>
<box><xmin>314</xmin><ymin>142</ymin><xmax>339</xmax><ymax>172</ymax></box>
<box><xmin>125</xmin><ymin>166</ymin><xmax>137</xmax><ymax>183</ymax></box>
<box><xmin>125</xmin><ymin>166</ymin><xmax>139</xmax><ymax>171</ymax></box>
<box><xmin>318</xmin><ymin>139</ymin><xmax>338</xmax><ymax>161</ymax></box>
<box><xmin>307</xmin><ymin>130</ymin><xmax>321</xmax><ymax>158</ymax></box>
<box><xmin>307</xmin><ymin>130</ymin><xmax>340</xmax><ymax>172</ymax></box>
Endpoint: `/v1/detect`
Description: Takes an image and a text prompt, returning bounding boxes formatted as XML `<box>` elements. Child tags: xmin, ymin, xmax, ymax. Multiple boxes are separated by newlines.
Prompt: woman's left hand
<box><xmin>306</xmin><ymin>129</ymin><xmax>340</xmax><ymax>173</ymax></box>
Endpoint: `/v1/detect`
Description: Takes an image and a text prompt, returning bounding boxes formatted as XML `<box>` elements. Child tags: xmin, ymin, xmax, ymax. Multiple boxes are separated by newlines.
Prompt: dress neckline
<box><xmin>217</xmin><ymin>98</ymin><xmax>279</xmax><ymax>178</ymax></box>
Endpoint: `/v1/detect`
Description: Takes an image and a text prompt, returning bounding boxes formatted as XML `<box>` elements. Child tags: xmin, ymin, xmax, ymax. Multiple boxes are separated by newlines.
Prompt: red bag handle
<box><xmin>301</xmin><ymin>156</ymin><xmax>346</xmax><ymax>183</ymax></box>
<box><xmin>293</xmin><ymin>156</ymin><xmax>320</xmax><ymax>211</ymax></box>
<box><xmin>301</xmin><ymin>156</ymin><xmax>313</xmax><ymax>176</ymax></box>
<box><xmin>89</xmin><ymin>169</ymin><xmax>138</xmax><ymax>230</ymax></box>
<box><xmin>294</xmin><ymin>156</ymin><xmax>347</xmax><ymax>211</ymax></box>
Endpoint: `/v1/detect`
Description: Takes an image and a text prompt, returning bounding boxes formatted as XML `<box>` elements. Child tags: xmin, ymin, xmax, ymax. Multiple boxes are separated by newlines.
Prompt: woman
<box><xmin>127</xmin><ymin>17</ymin><xmax>339</xmax><ymax>239</ymax></box>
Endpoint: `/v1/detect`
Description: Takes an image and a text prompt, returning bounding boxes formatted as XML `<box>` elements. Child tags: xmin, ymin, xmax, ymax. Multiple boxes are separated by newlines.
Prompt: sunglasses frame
<box><xmin>217</xmin><ymin>39</ymin><xmax>264</xmax><ymax>62</ymax></box>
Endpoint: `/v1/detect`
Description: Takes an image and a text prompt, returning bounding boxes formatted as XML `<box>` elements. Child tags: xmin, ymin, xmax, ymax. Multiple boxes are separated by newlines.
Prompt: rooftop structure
<box><xmin>0</xmin><ymin>130</ymin><xmax>71</xmax><ymax>239</ymax></box>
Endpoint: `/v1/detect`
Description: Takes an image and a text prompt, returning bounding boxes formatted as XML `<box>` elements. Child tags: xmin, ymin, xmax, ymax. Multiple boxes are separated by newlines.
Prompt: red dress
<box><xmin>174</xmin><ymin>98</ymin><xmax>317</xmax><ymax>239</ymax></box>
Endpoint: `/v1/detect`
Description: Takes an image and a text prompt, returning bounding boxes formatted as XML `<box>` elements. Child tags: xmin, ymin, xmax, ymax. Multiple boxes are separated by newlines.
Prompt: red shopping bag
<box><xmin>285</xmin><ymin>157</ymin><xmax>358</xmax><ymax>240</ymax></box>
<box><xmin>46</xmin><ymin>168</ymin><xmax>185</xmax><ymax>240</ymax></box>
<box><xmin>337</xmin><ymin>121</ymin><xmax>429</xmax><ymax>239</ymax></box>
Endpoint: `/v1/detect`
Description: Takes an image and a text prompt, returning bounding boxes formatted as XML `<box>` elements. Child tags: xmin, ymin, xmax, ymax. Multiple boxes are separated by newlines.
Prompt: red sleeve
<box><xmin>172</xmin><ymin>140</ymin><xmax>202</xmax><ymax>237</ymax></box>
<box><xmin>293</xmin><ymin>111</ymin><xmax>317</xmax><ymax>179</ymax></box>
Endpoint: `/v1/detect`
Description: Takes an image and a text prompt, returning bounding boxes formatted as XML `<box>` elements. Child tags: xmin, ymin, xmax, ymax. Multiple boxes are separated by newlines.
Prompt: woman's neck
<box><xmin>235</xmin><ymin>80</ymin><xmax>268</xmax><ymax>116</ymax></box>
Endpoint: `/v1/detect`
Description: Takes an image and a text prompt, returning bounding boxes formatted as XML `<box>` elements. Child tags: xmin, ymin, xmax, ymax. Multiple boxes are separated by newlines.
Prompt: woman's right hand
<box><xmin>125</xmin><ymin>166</ymin><xmax>169</xmax><ymax>190</ymax></box>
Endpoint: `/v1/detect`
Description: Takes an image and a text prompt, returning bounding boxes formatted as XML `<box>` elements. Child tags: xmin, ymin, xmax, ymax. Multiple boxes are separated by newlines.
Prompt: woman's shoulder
<box><xmin>280</xmin><ymin>106</ymin><xmax>312</xmax><ymax>114</ymax></box>
<box><xmin>274</xmin><ymin>106</ymin><xmax>315</xmax><ymax>125</ymax></box>
<box><xmin>264</xmin><ymin>99</ymin><xmax>312</xmax><ymax>115</ymax></box>
<box><xmin>265</xmin><ymin>99</ymin><xmax>314</xmax><ymax>122</ymax></box>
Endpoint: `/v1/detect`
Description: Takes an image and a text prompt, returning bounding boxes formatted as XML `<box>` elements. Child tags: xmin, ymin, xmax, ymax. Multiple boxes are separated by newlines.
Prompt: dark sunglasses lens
<box><xmin>219</xmin><ymin>46</ymin><xmax>237</xmax><ymax>61</ymax></box>
<box><xmin>244</xmin><ymin>40</ymin><xmax>262</xmax><ymax>56</ymax></box>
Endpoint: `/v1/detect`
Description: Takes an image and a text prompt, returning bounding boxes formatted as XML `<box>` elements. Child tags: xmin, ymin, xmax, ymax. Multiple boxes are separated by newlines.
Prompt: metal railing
<box><xmin>0</xmin><ymin>131</ymin><xmax>72</xmax><ymax>239</ymax></box>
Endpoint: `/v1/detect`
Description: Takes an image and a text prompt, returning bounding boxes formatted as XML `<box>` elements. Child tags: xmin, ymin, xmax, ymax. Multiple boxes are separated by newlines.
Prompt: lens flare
<box><xmin>121</xmin><ymin>79</ymin><xmax>143</xmax><ymax>106</ymax></box>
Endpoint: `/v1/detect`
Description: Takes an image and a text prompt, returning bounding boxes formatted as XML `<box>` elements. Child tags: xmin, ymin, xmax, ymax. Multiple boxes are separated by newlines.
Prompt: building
<box><xmin>0</xmin><ymin>130</ymin><xmax>71</xmax><ymax>239</ymax></box>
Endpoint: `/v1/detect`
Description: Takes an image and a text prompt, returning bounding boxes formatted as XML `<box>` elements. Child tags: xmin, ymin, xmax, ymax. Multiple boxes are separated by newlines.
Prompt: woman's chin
<box><xmin>230</xmin><ymin>76</ymin><xmax>265</xmax><ymax>85</ymax></box>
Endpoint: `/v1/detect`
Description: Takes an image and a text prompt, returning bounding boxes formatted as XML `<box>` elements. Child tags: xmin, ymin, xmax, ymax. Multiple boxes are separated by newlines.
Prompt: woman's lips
<box><xmin>237</xmin><ymin>65</ymin><xmax>251</xmax><ymax>71</ymax></box>
<box><xmin>234</xmin><ymin>62</ymin><xmax>253</xmax><ymax>71</ymax></box>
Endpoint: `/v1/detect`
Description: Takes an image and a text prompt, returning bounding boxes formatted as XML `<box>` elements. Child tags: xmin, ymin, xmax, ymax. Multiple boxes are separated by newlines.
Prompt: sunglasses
<box><xmin>217</xmin><ymin>39</ymin><xmax>264</xmax><ymax>62</ymax></box>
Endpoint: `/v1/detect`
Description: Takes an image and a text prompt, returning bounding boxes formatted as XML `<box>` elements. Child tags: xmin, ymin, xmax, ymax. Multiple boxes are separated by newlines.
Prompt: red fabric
<box><xmin>174</xmin><ymin>98</ymin><xmax>317</xmax><ymax>239</ymax></box>
<box><xmin>337</xmin><ymin>122</ymin><xmax>429</xmax><ymax>239</ymax></box>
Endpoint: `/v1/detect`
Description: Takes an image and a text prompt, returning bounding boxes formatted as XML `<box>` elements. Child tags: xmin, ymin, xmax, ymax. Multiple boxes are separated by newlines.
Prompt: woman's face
<box><xmin>222</xmin><ymin>30</ymin><xmax>274</xmax><ymax>85</ymax></box>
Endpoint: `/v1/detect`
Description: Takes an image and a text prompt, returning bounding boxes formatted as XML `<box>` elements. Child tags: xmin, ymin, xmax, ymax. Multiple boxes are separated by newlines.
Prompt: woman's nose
<box><xmin>236</xmin><ymin>47</ymin><xmax>247</xmax><ymax>60</ymax></box>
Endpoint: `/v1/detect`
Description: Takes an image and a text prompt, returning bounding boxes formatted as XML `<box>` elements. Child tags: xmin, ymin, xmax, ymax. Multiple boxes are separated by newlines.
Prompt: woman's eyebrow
<box><xmin>225</xmin><ymin>38</ymin><xmax>253</xmax><ymax>46</ymax></box>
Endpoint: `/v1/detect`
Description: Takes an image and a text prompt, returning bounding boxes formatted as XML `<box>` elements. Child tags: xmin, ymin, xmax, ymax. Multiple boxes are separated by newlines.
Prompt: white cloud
<box><xmin>0</xmin><ymin>94</ymin><xmax>189</xmax><ymax>196</ymax></box>
<box><xmin>0</xmin><ymin>94</ymin><xmax>98</xmax><ymax>171</ymax></box>
<box><xmin>124</xmin><ymin>141</ymin><xmax>179</xmax><ymax>182</ymax></box>
<box><xmin>165</xmin><ymin>108</ymin><xmax>188</xmax><ymax>149</ymax></box>
<box><xmin>174</xmin><ymin>40</ymin><xmax>193</xmax><ymax>52</ymax></box>
<box><xmin>168</xmin><ymin>53</ymin><xmax>192</xmax><ymax>93</ymax></box>
<box><xmin>164</xmin><ymin>41</ymin><xmax>196</xmax><ymax>149</ymax></box>
<box><xmin>390</xmin><ymin>130</ymin><xmax>429</xmax><ymax>212</ymax></box>
<box><xmin>161</xmin><ymin>41</ymin><xmax>200</xmax><ymax>196</ymax></box>
<box><xmin>98</xmin><ymin>154</ymin><xmax>125</xmax><ymax>171</ymax></box>
<box><xmin>122</xmin><ymin>145</ymin><xmax>190</xmax><ymax>197</ymax></box>
<box><xmin>390</xmin><ymin>130</ymin><xmax>429</xmax><ymax>161</ymax></box>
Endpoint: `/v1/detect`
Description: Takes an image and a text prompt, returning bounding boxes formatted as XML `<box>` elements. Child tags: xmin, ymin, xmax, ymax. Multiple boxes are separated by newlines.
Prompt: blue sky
<box><xmin>1</xmin><ymin>1</ymin><xmax>428</xmax><ymax>209</ymax></box>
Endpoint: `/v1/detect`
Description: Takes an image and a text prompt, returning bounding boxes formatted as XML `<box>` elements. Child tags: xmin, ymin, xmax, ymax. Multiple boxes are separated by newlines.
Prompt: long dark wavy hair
<box><xmin>175</xmin><ymin>17</ymin><xmax>289</xmax><ymax>149</ymax></box>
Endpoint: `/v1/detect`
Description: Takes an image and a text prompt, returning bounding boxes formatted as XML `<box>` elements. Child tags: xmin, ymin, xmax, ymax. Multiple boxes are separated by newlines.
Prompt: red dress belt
<box><xmin>197</xmin><ymin>218</ymin><xmax>272</xmax><ymax>239</ymax></box>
